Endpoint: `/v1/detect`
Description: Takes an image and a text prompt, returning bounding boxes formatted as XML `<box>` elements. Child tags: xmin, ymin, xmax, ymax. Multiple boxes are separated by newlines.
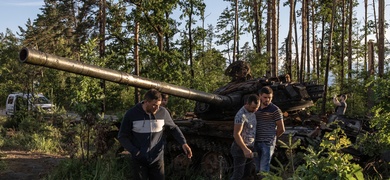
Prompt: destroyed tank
<box><xmin>19</xmin><ymin>47</ymin><xmax>325</xmax><ymax>177</ymax></box>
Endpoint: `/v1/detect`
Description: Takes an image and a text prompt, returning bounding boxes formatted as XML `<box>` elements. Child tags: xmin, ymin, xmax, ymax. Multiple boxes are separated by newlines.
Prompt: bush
<box><xmin>294</xmin><ymin>125</ymin><xmax>364</xmax><ymax>180</ymax></box>
<box><xmin>44</xmin><ymin>156</ymin><xmax>132</xmax><ymax>180</ymax></box>
<box><xmin>355</xmin><ymin>76</ymin><xmax>390</xmax><ymax>178</ymax></box>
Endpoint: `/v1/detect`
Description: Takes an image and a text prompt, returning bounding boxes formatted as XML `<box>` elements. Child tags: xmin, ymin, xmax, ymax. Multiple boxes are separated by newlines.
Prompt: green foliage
<box><xmin>355</xmin><ymin>75</ymin><xmax>390</xmax><ymax>178</ymax></box>
<box><xmin>358</xmin><ymin>109</ymin><xmax>390</xmax><ymax>157</ymax></box>
<box><xmin>30</xmin><ymin>131</ymin><xmax>63</xmax><ymax>153</ymax></box>
<box><xmin>18</xmin><ymin>114</ymin><xmax>46</xmax><ymax>134</ymax></box>
<box><xmin>45</xmin><ymin>154</ymin><xmax>213</xmax><ymax>180</ymax></box>
<box><xmin>1</xmin><ymin>0</ymin><xmax>388</xmax><ymax>179</ymax></box>
<box><xmin>70</xmin><ymin>39</ymin><xmax>105</xmax><ymax>116</ymax></box>
<box><xmin>2</xmin><ymin>113</ymin><xmax>65</xmax><ymax>154</ymax></box>
<box><xmin>0</xmin><ymin>31</ymin><xmax>25</xmax><ymax>103</ymax></box>
<box><xmin>294</xmin><ymin>126</ymin><xmax>364</xmax><ymax>180</ymax></box>
<box><xmin>278</xmin><ymin>133</ymin><xmax>301</xmax><ymax>170</ymax></box>
<box><xmin>192</xmin><ymin>48</ymin><xmax>228</xmax><ymax>92</ymax></box>
<box><xmin>1</xmin><ymin>129</ymin><xmax>32</xmax><ymax>150</ymax></box>
<box><xmin>265</xmin><ymin>133</ymin><xmax>305</xmax><ymax>179</ymax></box>
<box><xmin>44</xmin><ymin>156</ymin><xmax>132</xmax><ymax>180</ymax></box>
<box><xmin>3</xmin><ymin>116</ymin><xmax>22</xmax><ymax>130</ymax></box>
<box><xmin>0</xmin><ymin>151</ymin><xmax>7</xmax><ymax>171</ymax></box>
<box><xmin>245</xmin><ymin>50</ymin><xmax>268</xmax><ymax>78</ymax></box>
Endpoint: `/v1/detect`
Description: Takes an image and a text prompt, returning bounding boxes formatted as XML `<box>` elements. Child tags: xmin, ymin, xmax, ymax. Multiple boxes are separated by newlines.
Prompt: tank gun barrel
<box><xmin>19</xmin><ymin>47</ymin><xmax>232</xmax><ymax>105</ymax></box>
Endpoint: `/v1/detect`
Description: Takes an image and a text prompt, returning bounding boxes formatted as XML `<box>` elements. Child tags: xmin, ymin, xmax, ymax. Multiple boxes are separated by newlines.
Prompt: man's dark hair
<box><xmin>259</xmin><ymin>86</ymin><xmax>273</xmax><ymax>95</ymax></box>
<box><xmin>144</xmin><ymin>89</ymin><xmax>162</xmax><ymax>101</ymax></box>
<box><xmin>246</xmin><ymin>94</ymin><xmax>259</xmax><ymax>105</ymax></box>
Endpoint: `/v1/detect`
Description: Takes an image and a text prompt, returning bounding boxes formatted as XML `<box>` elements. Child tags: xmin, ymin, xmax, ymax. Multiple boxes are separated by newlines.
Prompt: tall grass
<box><xmin>44</xmin><ymin>156</ymin><xmax>132</xmax><ymax>180</ymax></box>
<box><xmin>1</xmin><ymin>108</ymin><xmax>385</xmax><ymax>179</ymax></box>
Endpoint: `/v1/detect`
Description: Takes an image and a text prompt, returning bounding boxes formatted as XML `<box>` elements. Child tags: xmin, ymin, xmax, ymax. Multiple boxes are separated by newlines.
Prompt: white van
<box><xmin>5</xmin><ymin>93</ymin><xmax>54</xmax><ymax>116</ymax></box>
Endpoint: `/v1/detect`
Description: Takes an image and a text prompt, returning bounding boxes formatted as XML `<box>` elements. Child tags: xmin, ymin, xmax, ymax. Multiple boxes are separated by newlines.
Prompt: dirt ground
<box><xmin>0</xmin><ymin>150</ymin><xmax>67</xmax><ymax>180</ymax></box>
<box><xmin>0</xmin><ymin>110</ymin><xmax>66</xmax><ymax>180</ymax></box>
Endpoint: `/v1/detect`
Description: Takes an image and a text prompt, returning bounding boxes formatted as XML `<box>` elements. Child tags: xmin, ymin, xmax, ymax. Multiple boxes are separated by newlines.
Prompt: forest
<box><xmin>0</xmin><ymin>0</ymin><xmax>389</xmax><ymax>179</ymax></box>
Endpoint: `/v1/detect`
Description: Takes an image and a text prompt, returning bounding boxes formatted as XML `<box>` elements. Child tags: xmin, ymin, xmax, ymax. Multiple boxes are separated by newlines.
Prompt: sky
<box><xmin>0</xmin><ymin>1</ymin><xmax>44</xmax><ymax>34</ymax></box>
<box><xmin>0</xmin><ymin>0</ymin><xmax>388</xmax><ymax>47</ymax></box>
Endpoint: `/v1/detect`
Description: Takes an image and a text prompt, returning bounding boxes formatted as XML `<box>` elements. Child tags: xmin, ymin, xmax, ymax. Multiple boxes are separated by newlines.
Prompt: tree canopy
<box><xmin>0</xmin><ymin>0</ymin><xmax>388</xmax><ymax>117</ymax></box>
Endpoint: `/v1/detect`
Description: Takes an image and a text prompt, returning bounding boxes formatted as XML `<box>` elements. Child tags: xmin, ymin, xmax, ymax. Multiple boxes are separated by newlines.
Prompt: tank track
<box><xmin>167</xmin><ymin>135</ymin><xmax>232</xmax><ymax>155</ymax></box>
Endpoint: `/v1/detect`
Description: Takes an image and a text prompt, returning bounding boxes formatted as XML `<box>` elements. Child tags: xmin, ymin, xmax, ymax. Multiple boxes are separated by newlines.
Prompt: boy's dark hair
<box><xmin>340</xmin><ymin>94</ymin><xmax>347</xmax><ymax>100</ymax></box>
<box><xmin>259</xmin><ymin>86</ymin><xmax>273</xmax><ymax>95</ymax></box>
<box><xmin>161</xmin><ymin>93</ymin><xmax>169</xmax><ymax>100</ymax></box>
<box><xmin>246</xmin><ymin>94</ymin><xmax>260</xmax><ymax>105</ymax></box>
<box><xmin>144</xmin><ymin>89</ymin><xmax>162</xmax><ymax>101</ymax></box>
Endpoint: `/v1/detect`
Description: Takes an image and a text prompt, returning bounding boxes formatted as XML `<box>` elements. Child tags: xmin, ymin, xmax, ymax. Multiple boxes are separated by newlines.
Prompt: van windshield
<box><xmin>32</xmin><ymin>96</ymin><xmax>51</xmax><ymax>104</ymax></box>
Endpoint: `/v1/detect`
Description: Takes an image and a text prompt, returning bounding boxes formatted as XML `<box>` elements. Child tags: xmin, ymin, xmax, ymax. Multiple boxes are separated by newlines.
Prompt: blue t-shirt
<box><xmin>234</xmin><ymin>106</ymin><xmax>257</xmax><ymax>147</ymax></box>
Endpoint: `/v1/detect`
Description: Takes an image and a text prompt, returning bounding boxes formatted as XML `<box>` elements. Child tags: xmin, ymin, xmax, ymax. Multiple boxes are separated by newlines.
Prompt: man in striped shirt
<box><xmin>254</xmin><ymin>86</ymin><xmax>285</xmax><ymax>173</ymax></box>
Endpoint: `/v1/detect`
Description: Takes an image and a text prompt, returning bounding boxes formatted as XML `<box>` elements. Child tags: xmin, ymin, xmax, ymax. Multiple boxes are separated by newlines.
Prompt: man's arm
<box><xmin>276</xmin><ymin>120</ymin><xmax>285</xmax><ymax>137</ymax></box>
<box><xmin>275</xmin><ymin>108</ymin><xmax>285</xmax><ymax>137</ymax></box>
<box><xmin>233</xmin><ymin>124</ymin><xmax>253</xmax><ymax>158</ymax></box>
<box><xmin>163</xmin><ymin>108</ymin><xmax>192</xmax><ymax>158</ymax></box>
<box><xmin>117</xmin><ymin>111</ymin><xmax>138</xmax><ymax>155</ymax></box>
<box><xmin>181</xmin><ymin>144</ymin><xmax>192</xmax><ymax>158</ymax></box>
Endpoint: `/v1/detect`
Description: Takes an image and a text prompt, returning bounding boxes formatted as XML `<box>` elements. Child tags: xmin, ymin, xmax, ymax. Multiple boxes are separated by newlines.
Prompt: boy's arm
<box><xmin>333</xmin><ymin>96</ymin><xmax>341</xmax><ymax>106</ymax></box>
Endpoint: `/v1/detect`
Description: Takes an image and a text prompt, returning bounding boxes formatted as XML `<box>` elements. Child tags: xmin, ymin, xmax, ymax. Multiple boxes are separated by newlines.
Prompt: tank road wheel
<box><xmin>201</xmin><ymin>151</ymin><xmax>231</xmax><ymax>178</ymax></box>
<box><xmin>172</xmin><ymin>153</ymin><xmax>192</xmax><ymax>171</ymax></box>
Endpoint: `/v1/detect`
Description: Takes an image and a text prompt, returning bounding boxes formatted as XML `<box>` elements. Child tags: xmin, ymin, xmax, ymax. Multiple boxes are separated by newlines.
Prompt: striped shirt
<box><xmin>255</xmin><ymin>103</ymin><xmax>283</xmax><ymax>145</ymax></box>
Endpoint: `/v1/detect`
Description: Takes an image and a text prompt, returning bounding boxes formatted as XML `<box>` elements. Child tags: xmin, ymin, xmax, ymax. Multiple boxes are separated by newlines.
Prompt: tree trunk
<box><xmin>157</xmin><ymin>31</ymin><xmax>164</xmax><ymax>52</ymax></box>
<box><xmin>189</xmin><ymin>2</ymin><xmax>194</xmax><ymax>79</ymax></box>
<box><xmin>293</xmin><ymin>0</ymin><xmax>299</xmax><ymax>81</ymax></box>
<box><xmin>321</xmin><ymin>0</ymin><xmax>337</xmax><ymax>115</ymax></box>
<box><xmin>320</xmin><ymin>17</ymin><xmax>325</xmax><ymax>80</ymax></box>
<box><xmin>165</xmin><ymin>12</ymin><xmax>170</xmax><ymax>51</ymax></box>
<box><xmin>367</xmin><ymin>40</ymin><xmax>375</xmax><ymax>112</ymax></box>
<box><xmin>372</xmin><ymin>0</ymin><xmax>379</xmax><ymax>42</ymax></box>
<box><xmin>378</xmin><ymin>0</ymin><xmax>384</xmax><ymax>77</ymax></box>
<box><xmin>348</xmin><ymin>0</ymin><xmax>353</xmax><ymax>79</ymax></box>
<box><xmin>266</xmin><ymin>0</ymin><xmax>272</xmax><ymax>77</ymax></box>
<box><xmin>311</xmin><ymin>0</ymin><xmax>317</xmax><ymax>79</ymax></box>
<box><xmin>254</xmin><ymin>0</ymin><xmax>261</xmax><ymax>54</ymax></box>
<box><xmin>99</xmin><ymin>0</ymin><xmax>106</xmax><ymax>114</ymax></box>
<box><xmin>368</xmin><ymin>40</ymin><xmax>375</xmax><ymax>76</ymax></box>
<box><xmin>364</xmin><ymin>0</ymin><xmax>368</xmax><ymax>74</ymax></box>
<box><xmin>272</xmin><ymin>0</ymin><xmax>278</xmax><ymax>77</ymax></box>
<box><xmin>134</xmin><ymin>19</ymin><xmax>141</xmax><ymax>103</ymax></box>
<box><xmin>306</xmin><ymin>0</ymin><xmax>310</xmax><ymax>80</ymax></box>
<box><xmin>316</xmin><ymin>47</ymin><xmax>320</xmax><ymax>79</ymax></box>
<box><xmin>340</xmin><ymin>0</ymin><xmax>345</xmax><ymax>86</ymax></box>
<box><xmin>233</xmin><ymin>0</ymin><xmax>239</xmax><ymax>62</ymax></box>
<box><xmin>142</xmin><ymin>9</ymin><xmax>165</xmax><ymax>54</ymax></box>
<box><xmin>259</xmin><ymin>0</ymin><xmax>264</xmax><ymax>53</ymax></box>
<box><xmin>236</xmin><ymin>0</ymin><xmax>240</xmax><ymax>59</ymax></box>
<box><xmin>287</xmin><ymin>0</ymin><xmax>294</xmax><ymax>77</ymax></box>
<box><xmin>300</xmin><ymin>0</ymin><xmax>307</xmax><ymax>83</ymax></box>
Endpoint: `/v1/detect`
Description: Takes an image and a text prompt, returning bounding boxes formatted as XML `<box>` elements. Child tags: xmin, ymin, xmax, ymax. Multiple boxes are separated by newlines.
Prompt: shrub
<box><xmin>294</xmin><ymin>126</ymin><xmax>364</xmax><ymax>180</ymax></box>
